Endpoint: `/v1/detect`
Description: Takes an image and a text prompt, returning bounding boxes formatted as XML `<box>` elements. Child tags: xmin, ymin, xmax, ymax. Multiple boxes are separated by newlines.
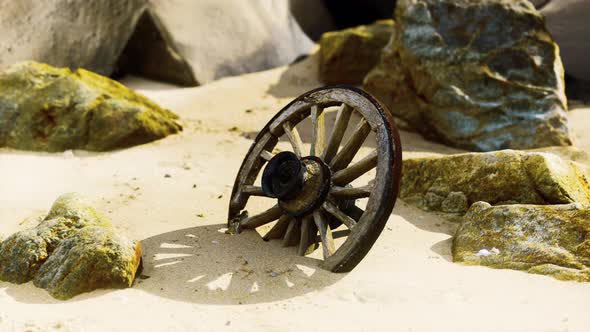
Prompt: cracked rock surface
<box><xmin>364</xmin><ymin>0</ymin><xmax>571</xmax><ymax>151</ymax></box>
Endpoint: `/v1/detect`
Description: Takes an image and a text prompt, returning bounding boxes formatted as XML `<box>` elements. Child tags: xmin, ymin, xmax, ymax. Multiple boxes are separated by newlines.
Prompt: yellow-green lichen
<box><xmin>0</xmin><ymin>61</ymin><xmax>181</xmax><ymax>152</ymax></box>
<box><xmin>319</xmin><ymin>20</ymin><xmax>394</xmax><ymax>84</ymax></box>
<box><xmin>0</xmin><ymin>193</ymin><xmax>141</xmax><ymax>298</ymax></box>
<box><xmin>453</xmin><ymin>203</ymin><xmax>590</xmax><ymax>282</ymax></box>
<box><xmin>400</xmin><ymin>149</ymin><xmax>590</xmax><ymax>213</ymax></box>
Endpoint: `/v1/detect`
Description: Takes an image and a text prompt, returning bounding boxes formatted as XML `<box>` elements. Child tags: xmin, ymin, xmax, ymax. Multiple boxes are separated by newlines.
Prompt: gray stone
<box><xmin>148</xmin><ymin>0</ymin><xmax>314</xmax><ymax>84</ymax></box>
<box><xmin>0</xmin><ymin>0</ymin><xmax>147</xmax><ymax>77</ymax></box>
<box><xmin>364</xmin><ymin>0</ymin><xmax>571</xmax><ymax>152</ymax></box>
<box><xmin>541</xmin><ymin>0</ymin><xmax>590</xmax><ymax>81</ymax></box>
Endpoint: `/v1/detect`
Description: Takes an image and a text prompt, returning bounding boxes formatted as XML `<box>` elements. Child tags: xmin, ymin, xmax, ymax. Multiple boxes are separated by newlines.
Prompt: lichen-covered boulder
<box><xmin>401</xmin><ymin>150</ymin><xmax>590</xmax><ymax>213</ymax></box>
<box><xmin>34</xmin><ymin>226</ymin><xmax>142</xmax><ymax>300</ymax></box>
<box><xmin>319</xmin><ymin>20</ymin><xmax>394</xmax><ymax>84</ymax></box>
<box><xmin>453</xmin><ymin>202</ymin><xmax>590</xmax><ymax>282</ymax></box>
<box><xmin>0</xmin><ymin>61</ymin><xmax>181</xmax><ymax>152</ymax></box>
<box><xmin>363</xmin><ymin>0</ymin><xmax>571</xmax><ymax>151</ymax></box>
<box><xmin>0</xmin><ymin>194</ymin><xmax>111</xmax><ymax>283</ymax></box>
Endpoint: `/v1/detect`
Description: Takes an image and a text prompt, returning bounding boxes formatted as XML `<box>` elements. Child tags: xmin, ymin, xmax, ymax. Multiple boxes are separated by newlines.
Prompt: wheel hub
<box><xmin>262</xmin><ymin>151</ymin><xmax>331</xmax><ymax>217</ymax></box>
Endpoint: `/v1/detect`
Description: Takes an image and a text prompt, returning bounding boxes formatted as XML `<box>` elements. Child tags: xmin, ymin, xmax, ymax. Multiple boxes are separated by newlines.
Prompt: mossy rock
<box><xmin>0</xmin><ymin>61</ymin><xmax>181</xmax><ymax>152</ymax></box>
<box><xmin>34</xmin><ymin>226</ymin><xmax>142</xmax><ymax>300</ymax></box>
<box><xmin>363</xmin><ymin>0</ymin><xmax>571</xmax><ymax>151</ymax></box>
<box><xmin>0</xmin><ymin>194</ymin><xmax>112</xmax><ymax>283</ymax></box>
<box><xmin>401</xmin><ymin>149</ymin><xmax>590</xmax><ymax>213</ymax></box>
<box><xmin>453</xmin><ymin>202</ymin><xmax>590</xmax><ymax>282</ymax></box>
<box><xmin>0</xmin><ymin>193</ymin><xmax>141</xmax><ymax>299</ymax></box>
<box><xmin>319</xmin><ymin>20</ymin><xmax>394</xmax><ymax>84</ymax></box>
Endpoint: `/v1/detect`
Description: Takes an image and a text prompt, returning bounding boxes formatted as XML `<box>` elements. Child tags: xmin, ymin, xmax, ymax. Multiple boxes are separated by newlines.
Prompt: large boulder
<box><xmin>0</xmin><ymin>0</ymin><xmax>147</xmax><ymax>77</ymax></box>
<box><xmin>146</xmin><ymin>0</ymin><xmax>314</xmax><ymax>84</ymax></box>
<box><xmin>319</xmin><ymin>20</ymin><xmax>394</xmax><ymax>84</ymax></box>
<box><xmin>0</xmin><ymin>194</ymin><xmax>142</xmax><ymax>299</ymax></box>
<box><xmin>401</xmin><ymin>150</ymin><xmax>590</xmax><ymax>213</ymax></box>
<box><xmin>364</xmin><ymin>0</ymin><xmax>571</xmax><ymax>152</ymax></box>
<box><xmin>34</xmin><ymin>226</ymin><xmax>142</xmax><ymax>300</ymax></box>
<box><xmin>541</xmin><ymin>0</ymin><xmax>590</xmax><ymax>82</ymax></box>
<box><xmin>0</xmin><ymin>61</ymin><xmax>181</xmax><ymax>152</ymax></box>
<box><xmin>453</xmin><ymin>202</ymin><xmax>590</xmax><ymax>282</ymax></box>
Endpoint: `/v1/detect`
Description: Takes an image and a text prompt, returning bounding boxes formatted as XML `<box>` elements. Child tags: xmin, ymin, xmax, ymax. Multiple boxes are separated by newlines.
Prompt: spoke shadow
<box><xmin>137</xmin><ymin>223</ymin><xmax>344</xmax><ymax>305</ymax></box>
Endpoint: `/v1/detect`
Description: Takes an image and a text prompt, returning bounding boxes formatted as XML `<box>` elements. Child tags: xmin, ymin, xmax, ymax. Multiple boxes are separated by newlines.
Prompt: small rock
<box><xmin>33</xmin><ymin>226</ymin><xmax>142</xmax><ymax>300</ymax></box>
<box><xmin>454</xmin><ymin>203</ymin><xmax>590</xmax><ymax>282</ymax></box>
<box><xmin>0</xmin><ymin>194</ymin><xmax>111</xmax><ymax>284</ymax></box>
<box><xmin>164</xmin><ymin>174</ymin><xmax>171</xmax><ymax>178</ymax></box>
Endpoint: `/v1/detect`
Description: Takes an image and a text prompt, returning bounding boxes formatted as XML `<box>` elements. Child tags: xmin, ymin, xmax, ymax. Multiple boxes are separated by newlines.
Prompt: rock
<box><xmin>0</xmin><ymin>61</ymin><xmax>181</xmax><ymax>152</ymax></box>
<box><xmin>147</xmin><ymin>0</ymin><xmax>314</xmax><ymax>84</ymax></box>
<box><xmin>0</xmin><ymin>194</ymin><xmax>141</xmax><ymax>298</ymax></box>
<box><xmin>364</xmin><ymin>0</ymin><xmax>571</xmax><ymax>151</ymax></box>
<box><xmin>289</xmin><ymin>0</ymin><xmax>337</xmax><ymax>41</ymax></box>
<box><xmin>0</xmin><ymin>194</ymin><xmax>111</xmax><ymax>283</ymax></box>
<box><xmin>453</xmin><ymin>203</ymin><xmax>590</xmax><ymax>282</ymax></box>
<box><xmin>319</xmin><ymin>20</ymin><xmax>394</xmax><ymax>84</ymax></box>
<box><xmin>44</xmin><ymin>193</ymin><xmax>111</xmax><ymax>225</ymax></box>
<box><xmin>34</xmin><ymin>226</ymin><xmax>142</xmax><ymax>300</ymax></box>
<box><xmin>541</xmin><ymin>0</ymin><xmax>590</xmax><ymax>82</ymax></box>
<box><xmin>401</xmin><ymin>150</ymin><xmax>590</xmax><ymax>212</ymax></box>
<box><xmin>441</xmin><ymin>192</ymin><xmax>469</xmax><ymax>214</ymax></box>
<box><xmin>115</xmin><ymin>8</ymin><xmax>196</xmax><ymax>86</ymax></box>
<box><xmin>0</xmin><ymin>0</ymin><xmax>147</xmax><ymax>77</ymax></box>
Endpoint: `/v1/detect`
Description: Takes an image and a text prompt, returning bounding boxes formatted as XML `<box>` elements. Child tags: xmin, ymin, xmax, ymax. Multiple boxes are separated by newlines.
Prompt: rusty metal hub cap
<box><xmin>262</xmin><ymin>151</ymin><xmax>331</xmax><ymax>217</ymax></box>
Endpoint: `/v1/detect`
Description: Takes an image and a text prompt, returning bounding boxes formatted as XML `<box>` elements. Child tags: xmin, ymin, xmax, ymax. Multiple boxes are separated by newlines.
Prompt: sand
<box><xmin>1</xmin><ymin>54</ymin><xmax>589</xmax><ymax>331</ymax></box>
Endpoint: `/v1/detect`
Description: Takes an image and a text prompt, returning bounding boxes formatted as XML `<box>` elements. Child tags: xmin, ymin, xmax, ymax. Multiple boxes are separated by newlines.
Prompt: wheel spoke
<box><xmin>322</xmin><ymin>201</ymin><xmax>357</xmax><ymax>229</ymax></box>
<box><xmin>323</xmin><ymin>103</ymin><xmax>352</xmax><ymax>163</ymax></box>
<box><xmin>240</xmin><ymin>205</ymin><xmax>283</xmax><ymax>229</ymax></box>
<box><xmin>310</xmin><ymin>105</ymin><xmax>325</xmax><ymax>157</ymax></box>
<box><xmin>313</xmin><ymin>210</ymin><xmax>335</xmax><ymax>260</ymax></box>
<box><xmin>298</xmin><ymin>216</ymin><xmax>317</xmax><ymax>256</ymax></box>
<box><xmin>332</xmin><ymin>150</ymin><xmax>378</xmax><ymax>185</ymax></box>
<box><xmin>330</xmin><ymin>185</ymin><xmax>372</xmax><ymax>199</ymax></box>
<box><xmin>283</xmin><ymin>122</ymin><xmax>304</xmax><ymax>158</ymax></box>
<box><xmin>282</xmin><ymin>217</ymin><xmax>300</xmax><ymax>247</ymax></box>
<box><xmin>241</xmin><ymin>185</ymin><xmax>267</xmax><ymax>197</ymax></box>
<box><xmin>260</xmin><ymin>150</ymin><xmax>274</xmax><ymax>161</ymax></box>
<box><xmin>329</xmin><ymin>117</ymin><xmax>371</xmax><ymax>172</ymax></box>
<box><xmin>263</xmin><ymin>215</ymin><xmax>292</xmax><ymax>240</ymax></box>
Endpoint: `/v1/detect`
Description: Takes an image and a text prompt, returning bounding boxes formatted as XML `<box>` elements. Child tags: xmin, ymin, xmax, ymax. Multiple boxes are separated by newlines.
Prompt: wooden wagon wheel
<box><xmin>227</xmin><ymin>86</ymin><xmax>402</xmax><ymax>272</ymax></box>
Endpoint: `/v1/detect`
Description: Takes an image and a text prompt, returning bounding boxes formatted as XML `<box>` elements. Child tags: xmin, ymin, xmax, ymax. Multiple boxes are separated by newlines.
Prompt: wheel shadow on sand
<box><xmin>392</xmin><ymin>201</ymin><xmax>458</xmax><ymax>262</ymax></box>
<box><xmin>136</xmin><ymin>223</ymin><xmax>344</xmax><ymax>305</ymax></box>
